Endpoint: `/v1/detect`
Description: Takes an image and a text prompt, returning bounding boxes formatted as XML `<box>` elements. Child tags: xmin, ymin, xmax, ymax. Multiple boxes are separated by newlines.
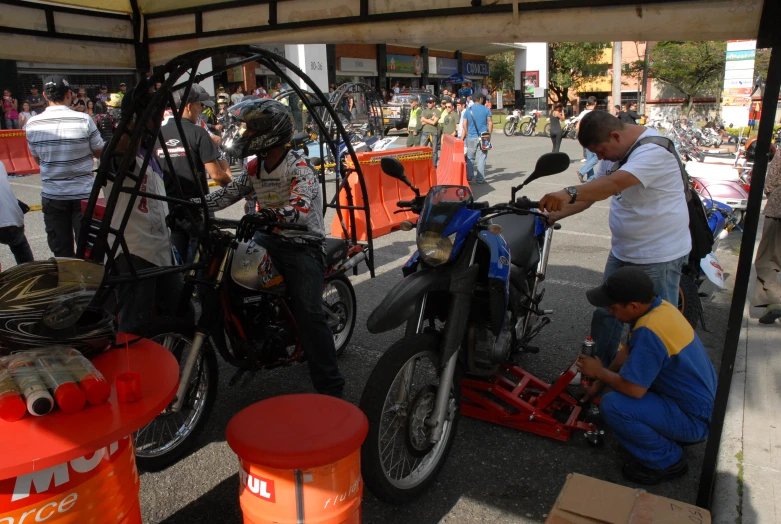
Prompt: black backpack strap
<box><xmin>616</xmin><ymin>136</ymin><xmax>691</xmax><ymax>200</ymax></box>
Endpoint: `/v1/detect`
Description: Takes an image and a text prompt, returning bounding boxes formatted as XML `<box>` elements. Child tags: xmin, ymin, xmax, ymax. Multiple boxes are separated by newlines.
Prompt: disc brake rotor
<box><xmin>406</xmin><ymin>385</ymin><xmax>438</xmax><ymax>458</ymax></box>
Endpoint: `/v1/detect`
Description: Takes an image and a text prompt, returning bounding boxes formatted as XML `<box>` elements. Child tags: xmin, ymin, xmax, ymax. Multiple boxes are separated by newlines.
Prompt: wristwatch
<box><xmin>564</xmin><ymin>186</ymin><xmax>578</xmax><ymax>204</ymax></box>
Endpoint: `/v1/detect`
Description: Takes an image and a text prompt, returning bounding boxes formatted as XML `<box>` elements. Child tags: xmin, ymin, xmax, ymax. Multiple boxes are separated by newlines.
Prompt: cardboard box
<box><xmin>545</xmin><ymin>473</ymin><xmax>711</xmax><ymax>524</ymax></box>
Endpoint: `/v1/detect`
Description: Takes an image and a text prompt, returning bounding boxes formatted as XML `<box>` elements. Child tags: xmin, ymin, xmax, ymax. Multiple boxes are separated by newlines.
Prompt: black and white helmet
<box><xmin>221</xmin><ymin>98</ymin><xmax>294</xmax><ymax>158</ymax></box>
<box><xmin>0</xmin><ymin>259</ymin><xmax>115</xmax><ymax>357</ymax></box>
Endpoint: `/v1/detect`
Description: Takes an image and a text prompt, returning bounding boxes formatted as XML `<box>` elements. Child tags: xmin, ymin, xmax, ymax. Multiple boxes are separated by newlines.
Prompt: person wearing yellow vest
<box><xmin>406</xmin><ymin>95</ymin><xmax>422</xmax><ymax>147</ymax></box>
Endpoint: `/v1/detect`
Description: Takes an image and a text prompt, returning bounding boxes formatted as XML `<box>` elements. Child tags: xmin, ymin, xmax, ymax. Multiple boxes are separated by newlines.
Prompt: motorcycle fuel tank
<box><xmin>231</xmin><ymin>240</ymin><xmax>284</xmax><ymax>291</ymax></box>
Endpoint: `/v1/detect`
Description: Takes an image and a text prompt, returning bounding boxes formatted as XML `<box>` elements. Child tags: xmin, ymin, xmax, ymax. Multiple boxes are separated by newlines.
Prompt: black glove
<box><xmin>166</xmin><ymin>204</ymin><xmax>203</xmax><ymax>235</ymax></box>
<box><xmin>236</xmin><ymin>208</ymin><xmax>277</xmax><ymax>242</ymax></box>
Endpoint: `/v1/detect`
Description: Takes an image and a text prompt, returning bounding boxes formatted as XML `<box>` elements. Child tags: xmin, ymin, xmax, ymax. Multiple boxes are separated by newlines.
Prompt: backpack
<box><xmin>617</xmin><ymin>136</ymin><xmax>714</xmax><ymax>264</ymax></box>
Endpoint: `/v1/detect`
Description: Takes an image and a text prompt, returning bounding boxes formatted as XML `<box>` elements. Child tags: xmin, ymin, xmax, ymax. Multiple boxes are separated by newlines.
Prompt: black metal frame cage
<box><xmin>75</xmin><ymin>45</ymin><xmax>376</xmax><ymax>295</ymax></box>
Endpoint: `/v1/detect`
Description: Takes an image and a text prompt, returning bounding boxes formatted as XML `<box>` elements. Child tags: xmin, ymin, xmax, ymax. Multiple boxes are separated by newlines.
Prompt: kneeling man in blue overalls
<box><xmin>577</xmin><ymin>266</ymin><xmax>717</xmax><ymax>485</ymax></box>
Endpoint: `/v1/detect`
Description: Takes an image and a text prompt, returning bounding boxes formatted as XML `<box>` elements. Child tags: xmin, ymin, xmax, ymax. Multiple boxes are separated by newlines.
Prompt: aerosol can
<box><xmin>580</xmin><ymin>336</ymin><xmax>596</xmax><ymax>387</ymax></box>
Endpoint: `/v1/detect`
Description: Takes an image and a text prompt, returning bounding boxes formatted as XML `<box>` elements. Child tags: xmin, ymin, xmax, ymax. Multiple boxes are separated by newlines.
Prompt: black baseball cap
<box><xmin>43</xmin><ymin>75</ymin><xmax>70</xmax><ymax>97</ymax></box>
<box><xmin>586</xmin><ymin>267</ymin><xmax>655</xmax><ymax>307</ymax></box>
<box><xmin>172</xmin><ymin>84</ymin><xmax>214</xmax><ymax>108</ymax></box>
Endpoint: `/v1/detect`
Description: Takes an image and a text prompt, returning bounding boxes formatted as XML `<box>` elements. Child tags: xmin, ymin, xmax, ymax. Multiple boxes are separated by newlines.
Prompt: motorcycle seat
<box><xmin>492</xmin><ymin>214</ymin><xmax>540</xmax><ymax>274</ymax></box>
<box><xmin>324</xmin><ymin>238</ymin><xmax>348</xmax><ymax>268</ymax></box>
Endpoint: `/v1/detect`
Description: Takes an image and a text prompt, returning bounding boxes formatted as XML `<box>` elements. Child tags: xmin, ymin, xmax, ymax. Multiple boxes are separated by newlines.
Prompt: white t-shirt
<box><xmin>103</xmin><ymin>152</ymin><xmax>173</xmax><ymax>267</ymax></box>
<box><xmin>573</xmin><ymin>108</ymin><xmax>592</xmax><ymax>122</ymax></box>
<box><xmin>593</xmin><ymin>128</ymin><xmax>691</xmax><ymax>264</ymax></box>
<box><xmin>0</xmin><ymin>163</ymin><xmax>24</xmax><ymax>228</ymax></box>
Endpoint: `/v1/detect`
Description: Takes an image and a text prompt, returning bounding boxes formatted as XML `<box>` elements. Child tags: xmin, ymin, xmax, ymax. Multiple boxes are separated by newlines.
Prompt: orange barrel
<box><xmin>226</xmin><ymin>394</ymin><xmax>368</xmax><ymax>524</ymax></box>
<box><xmin>0</xmin><ymin>436</ymin><xmax>141</xmax><ymax>523</ymax></box>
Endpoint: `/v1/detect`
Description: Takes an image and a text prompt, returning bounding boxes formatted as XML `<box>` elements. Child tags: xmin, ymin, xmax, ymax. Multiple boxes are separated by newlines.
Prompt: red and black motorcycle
<box><xmin>133</xmin><ymin>217</ymin><xmax>367</xmax><ymax>470</ymax></box>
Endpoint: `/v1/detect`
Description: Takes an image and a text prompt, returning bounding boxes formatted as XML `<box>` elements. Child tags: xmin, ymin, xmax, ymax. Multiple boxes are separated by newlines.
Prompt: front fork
<box><xmin>396</xmin><ymin>265</ymin><xmax>479</xmax><ymax>444</ymax></box>
<box><xmin>521</xmin><ymin>226</ymin><xmax>555</xmax><ymax>338</ymax></box>
<box><xmin>172</xmin><ymin>245</ymin><xmax>232</xmax><ymax>412</ymax></box>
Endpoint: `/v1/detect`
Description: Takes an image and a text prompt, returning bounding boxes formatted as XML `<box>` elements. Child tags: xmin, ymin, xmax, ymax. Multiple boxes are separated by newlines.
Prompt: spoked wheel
<box><xmin>360</xmin><ymin>333</ymin><xmax>462</xmax><ymax>504</ymax></box>
<box><xmin>543</xmin><ymin>123</ymin><xmax>551</xmax><ymax>137</ymax></box>
<box><xmin>323</xmin><ymin>273</ymin><xmax>357</xmax><ymax>356</ymax></box>
<box><xmin>503</xmin><ymin>120</ymin><xmax>517</xmax><ymax>136</ymax></box>
<box><xmin>134</xmin><ymin>318</ymin><xmax>218</xmax><ymax>471</ymax></box>
<box><xmin>521</xmin><ymin>121</ymin><xmax>535</xmax><ymax>136</ymax></box>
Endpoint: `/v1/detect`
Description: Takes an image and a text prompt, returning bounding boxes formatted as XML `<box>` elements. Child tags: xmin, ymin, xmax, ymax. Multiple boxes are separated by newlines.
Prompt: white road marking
<box><xmin>553</xmin><ymin>230</ymin><xmax>612</xmax><ymax>240</ymax></box>
<box><xmin>546</xmin><ymin>278</ymin><xmax>597</xmax><ymax>290</ymax></box>
<box><xmin>8</xmin><ymin>180</ymin><xmax>42</xmax><ymax>189</ymax></box>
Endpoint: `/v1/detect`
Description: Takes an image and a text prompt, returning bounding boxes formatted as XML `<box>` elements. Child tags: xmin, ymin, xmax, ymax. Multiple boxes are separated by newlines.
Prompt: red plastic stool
<box><xmin>226</xmin><ymin>394</ymin><xmax>368</xmax><ymax>524</ymax></box>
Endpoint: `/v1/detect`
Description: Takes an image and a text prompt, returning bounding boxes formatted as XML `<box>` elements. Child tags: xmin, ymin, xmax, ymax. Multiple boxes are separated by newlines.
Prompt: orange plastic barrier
<box><xmin>226</xmin><ymin>394</ymin><xmax>368</xmax><ymax>524</ymax></box>
<box><xmin>330</xmin><ymin>147</ymin><xmax>436</xmax><ymax>240</ymax></box>
<box><xmin>436</xmin><ymin>135</ymin><xmax>470</xmax><ymax>188</ymax></box>
<box><xmin>0</xmin><ymin>130</ymin><xmax>39</xmax><ymax>175</ymax></box>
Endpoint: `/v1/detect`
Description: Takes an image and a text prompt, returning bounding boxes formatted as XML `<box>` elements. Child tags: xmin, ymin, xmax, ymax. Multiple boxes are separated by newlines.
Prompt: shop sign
<box><xmin>340</xmin><ymin>57</ymin><xmax>377</xmax><ymax>74</ymax></box>
<box><xmin>722</xmin><ymin>87</ymin><xmax>751</xmax><ymax>96</ymax></box>
<box><xmin>723</xmin><ymin>96</ymin><xmax>752</xmax><ymax>107</ymax></box>
<box><xmin>724</xmin><ymin>78</ymin><xmax>752</xmax><ymax>89</ymax></box>
<box><xmin>463</xmin><ymin>60</ymin><xmax>489</xmax><ymax>76</ymax></box>
<box><xmin>726</xmin><ymin>49</ymin><xmax>756</xmax><ymax>61</ymax></box>
<box><xmin>725</xmin><ymin>60</ymin><xmax>755</xmax><ymax>71</ymax></box>
<box><xmin>387</xmin><ymin>54</ymin><xmax>423</xmax><ymax>75</ymax></box>
<box><xmin>724</xmin><ymin>69</ymin><xmax>754</xmax><ymax>80</ymax></box>
<box><xmin>435</xmin><ymin>58</ymin><xmax>459</xmax><ymax>76</ymax></box>
<box><xmin>727</xmin><ymin>40</ymin><xmax>757</xmax><ymax>52</ymax></box>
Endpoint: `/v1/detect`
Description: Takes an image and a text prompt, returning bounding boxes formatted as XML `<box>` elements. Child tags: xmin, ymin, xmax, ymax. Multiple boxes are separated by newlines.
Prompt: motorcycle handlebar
<box><xmin>514</xmin><ymin>198</ymin><xmax>540</xmax><ymax>210</ymax></box>
<box><xmin>397</xmin><ymin>200</ymin><xmax>414</xmax><ymax>208</ymax></box>
<box><xmin>211</xmin><ymin>217</ymin><xmax>308</xmax><ymax>231</ymax></box>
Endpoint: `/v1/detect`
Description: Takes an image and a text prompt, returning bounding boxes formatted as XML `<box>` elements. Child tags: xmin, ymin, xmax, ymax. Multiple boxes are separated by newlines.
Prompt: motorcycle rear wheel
<box><xmin>324</xmin><ymin>273</ymin><xmax>357</xmax><ymax>356</ymax></box>
<box><xmin>133</xmin><ymin>318</ymin><xmax>219</xmax><ymax>471</ymax></box>
<box><xmin>521</xmin><ymin>121</ymin><xmax>535</xmax><ymax>136</ymax></box>
<box><xmin>503</xmin><ymin>120</ymin><xmax>517</xmax><ymax>136</ymax></box>
<box><xmin>543</xmin><ymin>123</ymin><xmax>551</xmax><ymax>137</ymax></box>
<box><xmin>360</xmin><ymin>332</ymin><xmax>462</xmax><ymax>504</ymax></box>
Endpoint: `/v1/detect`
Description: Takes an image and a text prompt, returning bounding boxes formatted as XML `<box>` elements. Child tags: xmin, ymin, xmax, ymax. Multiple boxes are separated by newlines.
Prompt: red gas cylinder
<box><xmin>226</xmin><ymin>394</ymin><xmax>368</xmax><ymax>524</ymax></box>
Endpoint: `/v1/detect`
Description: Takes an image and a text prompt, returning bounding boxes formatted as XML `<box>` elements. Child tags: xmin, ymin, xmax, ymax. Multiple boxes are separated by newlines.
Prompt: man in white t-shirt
<box><xmin>0</xmin><ymin>162</ymin><xmax>34</xmax><ymax>266</ymax></box>
<box><xmin>539</xmin><ymin>110</ymin><xmax>690</xmax><ymax>366</ymax></box>
<box><xmin>103</xmin><ymin>86</ymin><xmax>180</xmax><ymax>334</ymax></box>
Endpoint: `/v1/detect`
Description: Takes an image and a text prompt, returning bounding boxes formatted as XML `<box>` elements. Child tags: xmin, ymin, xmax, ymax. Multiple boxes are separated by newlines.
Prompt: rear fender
<box><xmin>367</xmin><ymin>269</ymin><xmax>451</xmax><ymax>334</ymax></box>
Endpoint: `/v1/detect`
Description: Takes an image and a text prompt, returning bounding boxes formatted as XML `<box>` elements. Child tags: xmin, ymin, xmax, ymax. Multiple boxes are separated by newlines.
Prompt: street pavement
<box><xmin>712</xmin><ymin>213</ymin><xmax>781</xmax><ymax>524</ymax></box>
<box><xmin>2</xmin><ymin>132</ymin><xmax>739</xmax><ymax>523</ymax></box>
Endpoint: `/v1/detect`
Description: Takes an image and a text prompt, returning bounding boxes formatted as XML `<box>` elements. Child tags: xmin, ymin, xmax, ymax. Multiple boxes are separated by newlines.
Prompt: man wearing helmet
<box><xmin>198</xmin><ymin>98</ymin><xmax>344</xmax><ymax>398</ymax></box>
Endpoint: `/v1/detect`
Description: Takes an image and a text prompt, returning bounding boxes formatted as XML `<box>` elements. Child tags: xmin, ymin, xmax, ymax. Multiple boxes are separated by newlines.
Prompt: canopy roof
<box><xmin>0</xmin><ymin>0</ymin><xmax>771</xmax><ymax>68</ymax></box>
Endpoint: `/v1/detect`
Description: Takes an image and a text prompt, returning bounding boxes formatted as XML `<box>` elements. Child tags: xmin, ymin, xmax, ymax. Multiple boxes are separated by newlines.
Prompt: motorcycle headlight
<box><xmin>417</xmin><ymin>231</ymin><xmax>457</xmax><ymax>266</ymax></box>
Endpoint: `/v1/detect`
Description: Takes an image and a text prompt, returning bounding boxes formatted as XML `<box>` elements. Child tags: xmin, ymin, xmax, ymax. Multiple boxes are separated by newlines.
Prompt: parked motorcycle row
<box><xmin>503</xmin><ymin>109</ymin><xmax>578</xmax><ymax>139</ymax></box>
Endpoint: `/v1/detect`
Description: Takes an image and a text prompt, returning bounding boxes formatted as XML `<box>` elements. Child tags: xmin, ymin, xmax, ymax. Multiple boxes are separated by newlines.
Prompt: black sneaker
<box><xmin>622</xmin><ymin>456</ymin><xmax>688</xmax><ymax>485</ymax></box>
<box><xmin>759</xmin><ymin>304</ymin><xmax>781</xmax><ymax>324</ymax></box>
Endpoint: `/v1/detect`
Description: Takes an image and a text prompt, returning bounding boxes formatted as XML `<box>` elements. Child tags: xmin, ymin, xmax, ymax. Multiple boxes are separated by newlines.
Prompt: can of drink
<box><xmin>581</xmin><ymin>336</ymin><xmax>596</xmax><ymax>387</ymax></box>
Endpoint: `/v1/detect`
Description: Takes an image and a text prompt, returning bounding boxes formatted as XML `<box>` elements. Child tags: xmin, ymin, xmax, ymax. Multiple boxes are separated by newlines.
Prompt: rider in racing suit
<box><xmin>199</xmin><ymin>98</ymin><xmax>344</xmax><ymax>398</ymax></box>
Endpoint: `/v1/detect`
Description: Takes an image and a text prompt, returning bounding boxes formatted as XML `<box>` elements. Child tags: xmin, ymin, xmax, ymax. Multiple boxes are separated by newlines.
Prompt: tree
<box><xmin>645</xmin><ymin>41</ymin><xmax>726</xmax><ymax>116</ymax></box>
<box><xmin>487</xmin><ymin>52</ymin><xmax>514</xmax><ymax>92</ymax></box>
<box><xmin>548</xmin><ymin>42</ymin><xmax>610</xmax><ymax>103</ymax></box>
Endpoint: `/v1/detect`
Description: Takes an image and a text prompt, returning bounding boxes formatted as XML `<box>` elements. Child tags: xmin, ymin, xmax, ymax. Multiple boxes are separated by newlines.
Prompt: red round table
<box><xmin>0</xmin><ymin>335</ymin><xmax>179</xmax><ymax>524</ymax></box>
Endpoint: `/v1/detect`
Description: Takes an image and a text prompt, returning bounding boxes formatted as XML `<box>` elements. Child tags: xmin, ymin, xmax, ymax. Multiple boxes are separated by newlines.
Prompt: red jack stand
<box><xmin>461</xmin><ymin>362</ymin><xmax>600</xmax><ymax>442</ymax></box>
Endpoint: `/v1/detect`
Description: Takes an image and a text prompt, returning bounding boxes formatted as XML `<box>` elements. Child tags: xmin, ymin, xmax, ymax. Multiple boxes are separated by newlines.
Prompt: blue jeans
<box><xmin>4</xmin><ymin>118</ymin><xmax>18</xmax><ymax>130</ymax></box>
<box><xmin>601</xmin><ymin>391</ymin><xmax>709</xmax><ymax>469</ymax></box>
<box><xmin>254</xmin><ymin>234</ymin><xmax>345</xmax><ymax>397</ymax></box>
<box><xmin>41</xmin><ymin>197</ymin><xmax>82</xmax><ymax>258</ymax></box>
<box><xmin>420</xmin><ymin>131</ymin><xmax>439</xmax><ymax>167</ymax></box>
<box><xmin>591</xmin><ymin>252</ymin><xmax>687</xmax><ymax>366</ymax></box>
<box><xmin>466</xmin><ymin>137</ymin><xmax>487</xmax><ymax>182</ymax></box>
<box><xmin>579</xmin><ymin>148</ymin><xmax>599</xmax><ymax>180</ymax></box>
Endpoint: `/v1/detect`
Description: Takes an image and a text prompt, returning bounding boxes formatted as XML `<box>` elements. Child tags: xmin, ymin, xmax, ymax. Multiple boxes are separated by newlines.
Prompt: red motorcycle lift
<box><xmin>461</xmin><ymin>362</ymin><xmax>599</xmax><ymax>442</ymax></box>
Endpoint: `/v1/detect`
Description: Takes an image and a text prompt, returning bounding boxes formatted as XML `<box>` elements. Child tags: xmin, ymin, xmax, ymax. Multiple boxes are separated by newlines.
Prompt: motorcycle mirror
<box><xmin>381</xmin><ymin>157</ymin><xmax>421</xmax><ymax>196</ymax></box>
<box><xmin>523</xmin><ymin>153</ymin><xmax>571</xmax><ymax>185</ymax></box>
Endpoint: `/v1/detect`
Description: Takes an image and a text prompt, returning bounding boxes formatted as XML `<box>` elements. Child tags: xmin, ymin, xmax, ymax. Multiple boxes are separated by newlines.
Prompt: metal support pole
<box><xmin>640</xmin><ymin>43</ymin><xmax>650</xmax><ymax>116</ymax></box>
<box><xmin>421</xmin><ymin>46</ymin><xmax>429</xmax><ymax>88</ymax></box>
<box><xmin>612</xmin><ymin>41</ymin><xmax>622</xmax><ymax>110</ymax></box>
<box><xmin>696</xmin><ymin>43</ymin><xmax>781</xmax><ymax>510</ymax></box>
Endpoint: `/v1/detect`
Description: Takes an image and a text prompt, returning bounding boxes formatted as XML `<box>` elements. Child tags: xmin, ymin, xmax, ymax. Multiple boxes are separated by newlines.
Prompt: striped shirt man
<box><xmin>26</xmin><ymin>105</ymin><xmax>103</xmax><ymax>200</ymax></box>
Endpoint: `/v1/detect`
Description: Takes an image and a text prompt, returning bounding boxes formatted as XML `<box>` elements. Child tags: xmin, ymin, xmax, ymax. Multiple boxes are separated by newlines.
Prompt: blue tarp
<box><xmin>441</xmin><ymin>73</ymin><xmax>466</xmax><ymax>84</ymax></box>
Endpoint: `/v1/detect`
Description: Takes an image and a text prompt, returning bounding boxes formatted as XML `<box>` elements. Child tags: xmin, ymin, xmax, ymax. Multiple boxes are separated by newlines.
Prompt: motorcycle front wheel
<box><xmin>133</xmin><ymin>318</ymin><xmax>219</xmax><ymax>471</ymax></box>
<box><xmin>503</xmin><ymin>120</ymin><xmax>517</xmax><ymax>136</ymax></box>
<box><xmin>521</xmin><ymin>121</ymin><xmax>535</xmax><ymax>136</ymax></box>
<box><xmin>359</xmin><ymin>332</ymin><xmax>462</xmax><ymax>504</ymax></box>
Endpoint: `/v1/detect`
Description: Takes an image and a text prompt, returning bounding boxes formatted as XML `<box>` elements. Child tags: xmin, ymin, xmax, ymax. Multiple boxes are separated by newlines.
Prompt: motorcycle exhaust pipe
<box><xmin>337</xmin><ymin>251</ymin><xmax>366</xmax><ymax>272</ymax></box>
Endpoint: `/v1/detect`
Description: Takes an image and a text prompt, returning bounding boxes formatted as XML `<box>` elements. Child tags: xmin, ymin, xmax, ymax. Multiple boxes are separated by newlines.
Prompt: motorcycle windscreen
<box><xmin>416</xmin><ymin>186</ymin><xmax>472</xmax><ymax>265</ymax></box>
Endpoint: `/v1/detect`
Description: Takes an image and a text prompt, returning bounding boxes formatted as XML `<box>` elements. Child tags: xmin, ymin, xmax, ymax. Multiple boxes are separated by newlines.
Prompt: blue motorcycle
<box><xmin>359</xmin><ymin>153</ymin><xmax>570</xmax><ymax>503</ymax></box>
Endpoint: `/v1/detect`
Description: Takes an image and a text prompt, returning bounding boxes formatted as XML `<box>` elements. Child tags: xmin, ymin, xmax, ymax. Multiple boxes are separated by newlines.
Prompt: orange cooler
<box><xmin>226</xmin><ymin>394</ymin><xmax>368</xmax><ymax>524</ymax></box>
